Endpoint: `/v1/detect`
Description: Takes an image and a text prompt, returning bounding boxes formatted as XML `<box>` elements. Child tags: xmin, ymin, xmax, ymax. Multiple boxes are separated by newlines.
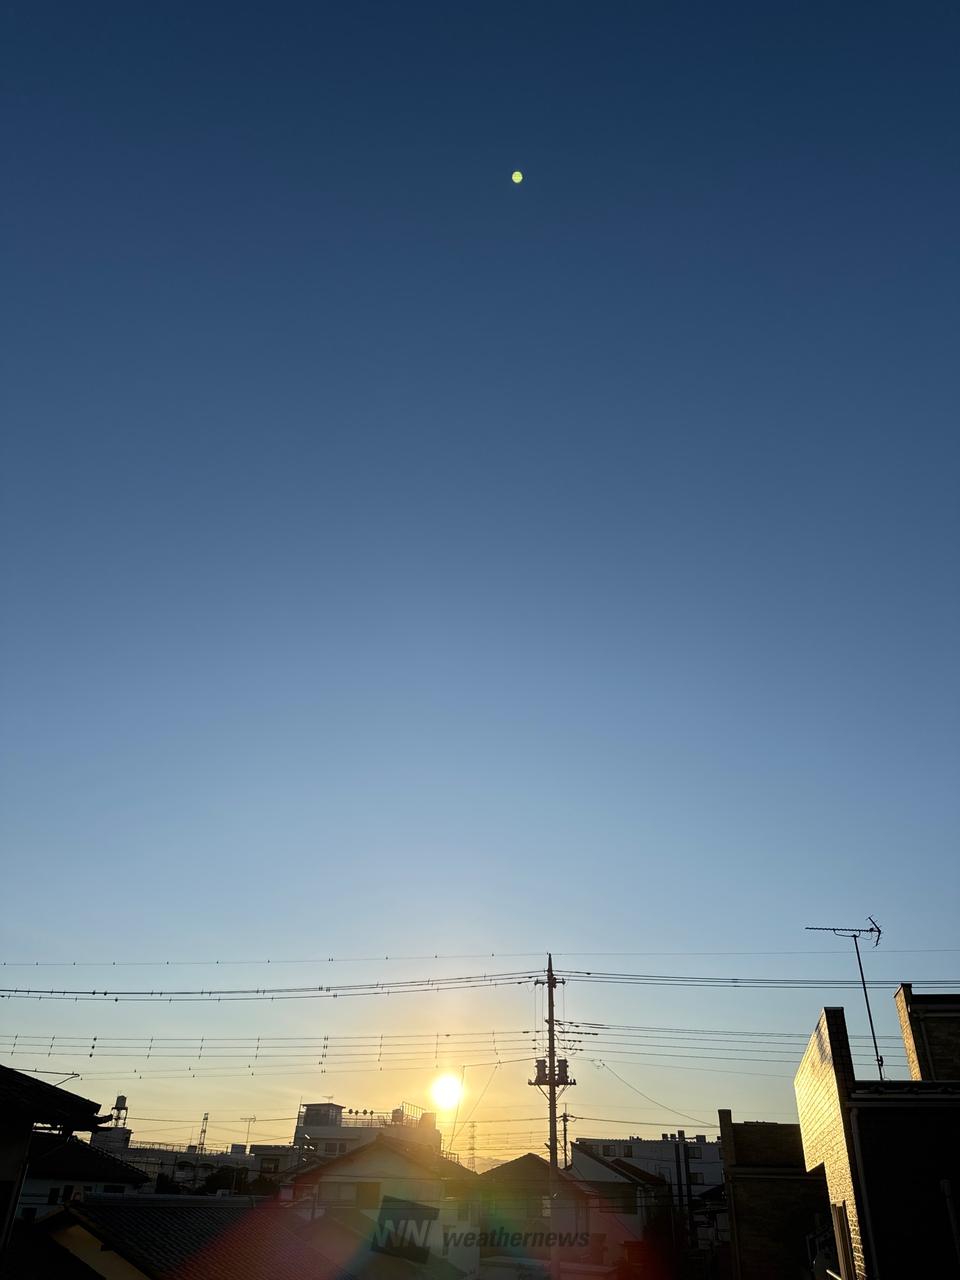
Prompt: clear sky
<box><xmin>2</xmin><ymin>1</ymin><xmax>959</xmax><ymax>1158</ymax></box>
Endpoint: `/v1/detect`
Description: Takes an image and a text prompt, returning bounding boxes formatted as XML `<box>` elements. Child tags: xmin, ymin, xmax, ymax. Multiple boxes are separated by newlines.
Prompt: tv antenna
<box><xmin>805</xmin><ymin>916</ymin><xmax>884</xmax><ymax>1078</ymax></box>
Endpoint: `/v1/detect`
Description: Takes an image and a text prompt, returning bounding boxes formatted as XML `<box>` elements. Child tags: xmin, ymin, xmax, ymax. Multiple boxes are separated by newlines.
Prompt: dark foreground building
<box><xmin>794</xmin><ymin>983</ymin><xmax>960</xmax><ymax>1279</ymax></box>
<box><xmin>0</xmin><ymin>1065</ymin><xmax>107</xmax><ymax>1262</ymax></box>
<box><xmin>718</xmin><ymin>1110</ymin><xmax>830</xmax><ymax>1279</ymax></box>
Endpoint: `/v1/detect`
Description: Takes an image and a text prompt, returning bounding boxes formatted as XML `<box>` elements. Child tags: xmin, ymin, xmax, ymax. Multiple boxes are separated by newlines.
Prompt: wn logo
<box><xmin>371</xmin><ymin>1196</ymin><xmax>440</xmax><ymax>1263</ymax></box>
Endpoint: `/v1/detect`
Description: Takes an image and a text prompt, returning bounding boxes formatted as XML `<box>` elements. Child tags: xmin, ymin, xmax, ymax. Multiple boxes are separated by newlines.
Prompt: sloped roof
<box><xmin>0</xmin><ymin>1065</ymin><xmax>104</xmax><ymax>1129</ymax></box>
<box><xmin>607</xmin><ymin>1158</ymin><xmax>668</xmax><ymax>1187</ymax></box>
<box><xmin>573</xmin><ymin>1146</ymin><xmax>668</xmax><ymax>1188</ymax></box>
<box><xmin>295</xmin><ymin>1133</ymin><xmax>477</xmax><ymax>1185</ymax></box>
<box><xmin>478</xmin><ymin>1153</ymin><xmax>550</xmax><ymax>1184</ymax></box>
<box><xmin>26</xmin><ymin>1132</ymin><xmax>148</xmax><ymax>1185</ymax></box>
<box><xmin>52</xmin><ymin>1201</ymin><xmax>350</xmax><ymax>1280</ymax></box>
<box><xmin>477</xmin><ymin>1152</ymin><xmax>589</xmax><ymax>1200</ymax></box>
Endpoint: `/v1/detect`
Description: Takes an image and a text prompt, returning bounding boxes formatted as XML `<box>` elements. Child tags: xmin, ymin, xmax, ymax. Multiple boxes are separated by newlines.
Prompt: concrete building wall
<box><xmin>572</xmin><ymin>1134</ymin><xmax>723</xmax><ymax>1196</ymax></box>
<box><xmin>719</xmin><ymin>1110</ymin><xmax>830</xmax><ymax>1280</ymax></box>
<box><xmin>18</xmin><ymin>1178</ymin><xmax>133</xmax><ymax>1221</ymax></box>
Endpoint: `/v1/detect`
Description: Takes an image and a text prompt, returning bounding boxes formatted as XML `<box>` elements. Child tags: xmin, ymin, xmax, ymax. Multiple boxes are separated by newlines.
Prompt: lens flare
<box><xmin>511</xmin><ymin>171</ymin><xmax>523</xmax><ymax>184</ymax></box>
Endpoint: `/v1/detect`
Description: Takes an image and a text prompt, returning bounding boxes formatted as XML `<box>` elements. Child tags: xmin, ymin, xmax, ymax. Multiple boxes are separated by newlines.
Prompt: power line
<box><xmin>595</xmin><ymin>1062</ymin><xmax>713</xmax><ymax>1126</ymax></box>
<box><xmin>556</xmin><ymin>969</ymin><xmax>958</xmax><ymax>989</ymax></box>
<box><xmin>3</xmin><ymin>947</ymin><xmax>957</xmax><ymax>968</ymax></box>
<box><xmin>0</xmin><ymin>970</ymin><xmax>540</xmax><ymax>1003</ymax></box>
<box><xmin>0</xmin><ymin>1021</ymin><xmax>905</xmax><ymax>1045</ymax></box>
<box><xmin>561</xmin><ymin>1019</ymin><xmax>904</xmax><ymax>1041</ymax></box>
<box><xmin>4</xmin><ymin>967</ymin><xmax>955</xmax><ymax>1001</ymax></box>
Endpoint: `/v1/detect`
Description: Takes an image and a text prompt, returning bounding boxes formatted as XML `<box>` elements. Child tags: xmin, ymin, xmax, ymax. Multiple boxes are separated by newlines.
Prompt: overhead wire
<box><xmin>2</xmin><ymin>947</ymin><xmax>958</xmax><ymax>968</ymax></box>
<box><xmin>0</xmin><ymin>969</ymin><xmax>540</xmax><ymax>1003</ymax></box>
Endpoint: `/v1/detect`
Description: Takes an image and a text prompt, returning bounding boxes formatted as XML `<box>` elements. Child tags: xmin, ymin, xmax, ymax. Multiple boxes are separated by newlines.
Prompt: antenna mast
<box><xmin>805</xmin><ymin>916</ymin><xmax>884</xmax><ymax>1078</ymax></box>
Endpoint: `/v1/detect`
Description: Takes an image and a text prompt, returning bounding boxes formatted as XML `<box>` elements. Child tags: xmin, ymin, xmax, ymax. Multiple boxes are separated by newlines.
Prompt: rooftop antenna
<box><xmin>805</xmin><ymin>916</ymin><xmax>884</xmax><ymax>1079</ymax></box>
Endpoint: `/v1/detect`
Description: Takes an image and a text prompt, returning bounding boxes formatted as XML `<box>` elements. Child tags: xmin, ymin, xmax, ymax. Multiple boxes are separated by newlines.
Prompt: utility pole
<box><xmin>530</xmin><ymin>955</ymin><xmax>576</xmax><ymax>1280</ymax></box>
<box><xmin>806</xmin><ymin>917</ymin><xmax>885</xmax><ymax>1078</ymax></box>
<box><xmin>467</xmin><ymin>1122</ymin><xmax>477</xmax><ymax>1172</ymax></box>
<box><xmin>561</xmin><ymin>1109</ymin><xmax>569</xmax><ymax>1169</ymax></box>
<box><xmin>530</xmin><ymin>956</ymin><xmax>575</xmax><ymax>1166</ymax></box>
<box><xmin>548</xmin><ymin>954</ymin><xmax>558</xmax><ymax>1172</ymax></box>
<box><xmin>241</xmin><ymin>1116</ymin><xmax>256</xmax><ymax>1148</ymax></box>
<box><xmin>197</xmin><ymin>1111</ymin><xmax>209</xmax><ymax>1155</ymax></box>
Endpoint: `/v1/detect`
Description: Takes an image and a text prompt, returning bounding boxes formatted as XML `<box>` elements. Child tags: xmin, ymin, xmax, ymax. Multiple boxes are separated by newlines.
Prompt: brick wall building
<box><xmin>895</xmin><ymin>983</ymin><xmax>960</xmax><ymax>1082</ymax></box>
<box><xmin>794</xmin><ymin>987</ymin><xmax>960</xmax><ymax>1279</ymax></box>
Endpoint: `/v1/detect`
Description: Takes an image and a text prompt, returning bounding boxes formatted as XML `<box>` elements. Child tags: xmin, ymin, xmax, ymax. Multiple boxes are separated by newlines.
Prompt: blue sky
<box><xmin>2</xmin><ymin>1</ymin><xmax>958</xmax><ymax>1153</ymax></box>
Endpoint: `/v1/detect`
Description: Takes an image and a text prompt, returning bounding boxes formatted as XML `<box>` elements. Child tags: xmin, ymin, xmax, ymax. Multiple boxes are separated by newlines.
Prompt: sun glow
<box><xmin>430</xmin><ymin>1073</ymin><xmax>463</xmax><ymax>1110</ymax></box>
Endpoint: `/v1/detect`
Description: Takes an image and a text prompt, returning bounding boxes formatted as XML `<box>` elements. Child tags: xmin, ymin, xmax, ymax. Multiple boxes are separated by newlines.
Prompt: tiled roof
<box><xmin>0</xmin><ymin>1065</ymin><xmax>104</xmax><ymax>1129</ymax></box>
<box><xmin>57</xmin><ymin>1201</ymin><xmax>350</xmax><ymax>1280</ymax></box>
<box><xmin>26</xmin><ymin>1132</ymin><xmax>148</xmax><ymax>1185</ymax></box>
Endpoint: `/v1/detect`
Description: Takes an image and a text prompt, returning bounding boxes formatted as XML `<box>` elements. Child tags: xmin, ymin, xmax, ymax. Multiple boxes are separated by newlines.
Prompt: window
<box><xmin>47</xmin><ymin>1188</ymin><xmax>60</xmax><ymax>1205</ymax></box>
<box><xmin>688</xmin><ymin>1146</ymin><xmax>701</xmax><ymax>1161</ymax></box>
<box><xmin>689</xmin><ymin>1172</ymin><xmax>704</xmax><ymax>1185</ymax></box>
<box><xmin>320</xmin><ymin>1182</ymin><xmax>357</xmax><ymax>1204</ymax></box>
<box><xmin>602</xmin><ymin>1144</ymin><xmax>613</xmax><ymax>1156</ymax></box>
<box><xmin>324</xmin><ymin>1142</ymin><xmax>339</xmax><ymax>1153</ymax></box>
<box><xmin>356</xmin><ymin>1181</ymin><xmax>381</xmax><ymax>1209</ymax></box>
<box><xmin>63</xmin><ymin>1185</ymin><xmax>75</xmax><ymax>1203</ymax></box>
<box><xmin>622</xmin><ymin>1145</ymin><xmax>633</xmax><ymax>1158</ymax></box>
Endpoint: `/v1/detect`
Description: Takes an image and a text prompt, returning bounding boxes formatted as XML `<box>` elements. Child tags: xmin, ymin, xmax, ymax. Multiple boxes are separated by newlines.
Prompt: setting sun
<box><xmin>429</xmin><ymin>1073</ymin><xmax>463</xmax><ymax>1110</ymax></box>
